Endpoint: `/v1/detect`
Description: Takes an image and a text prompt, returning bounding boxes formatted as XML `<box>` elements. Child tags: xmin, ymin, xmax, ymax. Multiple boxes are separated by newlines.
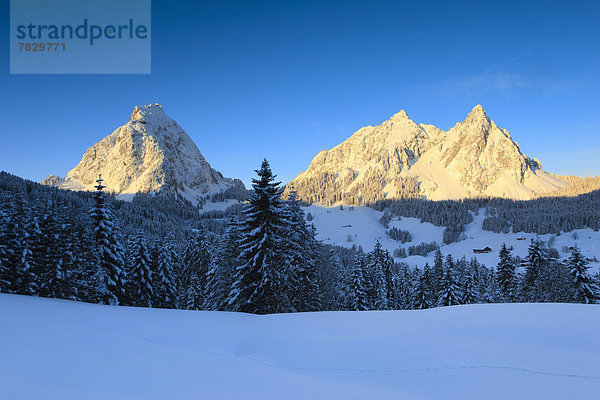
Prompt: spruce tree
<box><xmin>228</xmin><ymin>159</ymin><xmax>292</xmax><ymax>314</ymax></box>
<box><xmin>13</xmin><ymin>194</ymin><xmax>38</xmax><ymax>295</ymax></box>
<box><xmin>181</xmin><ymin>227</ymin><xmax>211</xmax><ymax>310</ymax></box>
<box><xmin>462</xmin><ymin>267</ymin><xmax>478</xmax><ymax>304</ymax></box>
<box><xmin>567</xmin><ymin>246</ymin><xmax>599</xmax><ymax>304</ymax></box>
<box><xmin>320</xmin><ymin>248</ymin><xmax>345</xmax><ymax>311</ymax></box>
<box><xmin>412</xmin><ymin>267</ymin><xmax>431</xmax><ymax>309</ymax></box>
<box><xmin>496</xmin><ymin>243</ymin><xmax>516</xmax><ymax>300</ymax></box>
<box><xmin>368</xmin><ymin>241</ymin><xmax>388</xmax><ymax>310</ymax></box>
<box><xmin>89</xmin><ymin>175</ymin><xmax>126</xmax><ymax>305</ymax></box>
<box><xmin>348</xmin><ymin>257</ymin><xmax>368</xmax><ymax>311</ymax></box>
<box><xmin>522</xmin><ymin>238</ymin><xmax>546</xmax><ymax>300</ymax></box>
<box><xmin>153</xmin><ymin>236</ymin><xmax>178</xmax><ymax>309</ymax></box>
<box><xmin>421</xmin><ymin>262</ymin><xmax>435</xmax><ymax>305</ymax></box>
<box><xmin>437</xmin><ymin>267</ymin><xmax>461</xmax><ymax>307</ymax></box>
<box><xmin>131</xmin><ymin>230</ymin><xmax>153</xmax><ymax>307</ymax></box>
<box><xmin>36</xmin><ymin>199</ymin><xmax>74</xmax><ymax>299</ymax></box>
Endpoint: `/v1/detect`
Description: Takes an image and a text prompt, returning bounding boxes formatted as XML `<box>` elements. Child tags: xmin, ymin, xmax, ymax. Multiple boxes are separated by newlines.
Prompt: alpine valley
<box><xmin>32</xmin><ymin>102</ymin><xmax>600</xmax><ymax>270</ymax></box>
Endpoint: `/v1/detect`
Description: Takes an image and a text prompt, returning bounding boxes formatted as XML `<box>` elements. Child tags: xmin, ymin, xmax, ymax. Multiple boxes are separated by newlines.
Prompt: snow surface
<box><xmin>305</xmin><ymin>205</ymin><xmax>600</xmax><ymax>271</ymax></box>
<box><xmin>1</xmin><ymin>294</ymin><xmax>599</xmax><ymax>399</ymax></box>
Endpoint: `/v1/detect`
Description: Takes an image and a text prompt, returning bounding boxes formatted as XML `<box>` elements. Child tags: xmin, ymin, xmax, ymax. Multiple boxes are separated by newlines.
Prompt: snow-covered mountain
<box><xmin>42</xmin><ymin>104</ymin><xmax>244</xmax><ymax>203</ymax></box>
<box><xmin>288</xmin><ymin>105</ymin><xmax>569</xmax><ymax>204</ymax></box>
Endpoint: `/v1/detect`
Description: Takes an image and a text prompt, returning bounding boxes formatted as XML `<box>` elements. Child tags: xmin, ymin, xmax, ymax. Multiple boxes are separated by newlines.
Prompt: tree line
<box><xmin>1</xmin><ymin>164</ymin><xmax>598</xmax><ymax>313</ymax></box>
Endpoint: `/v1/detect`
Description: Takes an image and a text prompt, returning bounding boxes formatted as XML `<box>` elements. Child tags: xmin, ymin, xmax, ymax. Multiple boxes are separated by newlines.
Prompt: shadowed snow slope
<box><xmin>1</xmin><ymin>294</ymin><xmax>599</xmax><ymax>399</ymax></box>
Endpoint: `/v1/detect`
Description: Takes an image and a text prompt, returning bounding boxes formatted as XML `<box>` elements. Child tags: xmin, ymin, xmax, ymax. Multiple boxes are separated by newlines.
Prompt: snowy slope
<box><xmin>306</xmin><ymin>205</ymin><xmax>600</xmax><ymax>271</ymax></box>
<box><xmin>1</xmin><ymin>294</ymin><xmax>599</xmax><ymax>399</ymax></box>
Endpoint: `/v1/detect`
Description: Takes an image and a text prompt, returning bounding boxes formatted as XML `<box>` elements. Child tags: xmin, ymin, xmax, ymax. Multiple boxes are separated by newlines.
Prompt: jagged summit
<box><xmin>287</xmin><ymin>105</ymin><xmax>569</xmax><ymax>204</ymax></box>
<box><xmin>466</xmin><ymin>104</ymin><xmax>488</xmax><ymax>120</ymax></box>
<box><xmin>130</xmin><ymin>103</ymin><xmax>169</xmax><ymax>124</ymax></box>
<box><xmin>44</xmin><ymin>103</ymin><xmax>245</xmax><ymax>203</ymax></box>
<box><xmin>390</xmin><ymin>110</ymin><xmax>410</xmax><ymax>121</ymax></box>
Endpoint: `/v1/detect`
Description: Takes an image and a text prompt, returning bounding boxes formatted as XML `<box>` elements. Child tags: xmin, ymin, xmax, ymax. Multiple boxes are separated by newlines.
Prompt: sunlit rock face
<box><xmin>287</xmin><ymin>105</ymin><xmax>568</xmax><ymax>205</ymax></box>
<box><xmin>44</xmin><ymin>104</ymin><xmax>244</xmax><ymax>203</ymax></box>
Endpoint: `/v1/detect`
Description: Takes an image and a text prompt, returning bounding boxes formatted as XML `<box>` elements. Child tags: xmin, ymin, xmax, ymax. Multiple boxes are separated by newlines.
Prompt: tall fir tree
<box><xmin>13</xmin><ymin>194</ymin><xmax>38</xmax><ymax>295</ymax></box>
<box><xmin>412</xmin><ymin>267</ymin><xmax>431</xmax><ymax>309</ymax></box>
<box><xmin>35</xmin><ymin>198</ymin><xmax>74</xmax><ymax>299</ymax></box>
<box><xmin>228</xmin><ymin>159</ymin><xmax>292</xmax><ymax>314</ymax></box>
<box><xmin>522</xmin><ymin>238</ymin><xmax>546</xmax><ymax>300</ymax></box>
<box><xmin>153</xmin><ymin>235</ymin><xmax>178</xmax><ymax>309</ymax></box>
<box><xmin>348</xmin><ymin>256</ymin><xmax>369</xmax><ymax>311</ymax></box>
<box><xmin>462</xmin><ymin>267</ymin><xmax>479</xmax><ymax>304</ymax></box>
<box><xmin>437</xmin><ymin>267</ymin><xmax>461</xmax><ymax>307</ymax></box>
<box><xmin>131</xmin><ymin>230</ymin><xmax>153</xmax><ymax>307</ymax></box>
<box><xmin>567</xmin><ymin>246</ymin><xmax>599</xmax><ymax>304</ymax></box>
<box><xmin>181</xmin><ymin>227</ymin><xmax>212</xmax><ymax>310</ymax></box>
<box><xmin>89</xmin><ymin>175</ymin><xmax>126</xmax><ymax>305</ymax></box>
<box><xmin>496</xmin><ymin>243</ymin><xmax>517</xmax><ymax>301</ymax></box>
<box><xmin>368</xmin><ymin>241</ymin><xmax>389</xmax><ymax>310</ymax></box>
<box><xmin>320</xmin><ymin>248</ymin><xmax>346</xmax><ymax>311</ymax></box>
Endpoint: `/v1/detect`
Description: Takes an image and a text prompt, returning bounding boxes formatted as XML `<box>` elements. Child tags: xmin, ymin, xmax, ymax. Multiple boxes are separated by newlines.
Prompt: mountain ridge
<box><xmin>286</xmin><ymin>105</ymin><xmax>569</xmax><ymax>204</ymax></box>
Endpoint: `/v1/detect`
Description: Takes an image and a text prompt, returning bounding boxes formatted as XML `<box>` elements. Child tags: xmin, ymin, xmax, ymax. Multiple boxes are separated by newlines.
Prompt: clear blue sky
<box><xmin>1</xmin><ymin>0</ymin><xmax>599</xmax><ymax>187</ymax></box>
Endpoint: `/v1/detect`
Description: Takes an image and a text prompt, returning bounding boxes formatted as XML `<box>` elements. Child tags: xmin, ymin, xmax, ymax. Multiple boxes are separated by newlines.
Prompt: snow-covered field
<box><xmin>1</xmin><ymin>294</ymin><xmax>599</xmax><ymax>399</ymax></box>
<box><xmin>305</xmin><ymin>205</ymin><xmax>600</xmax><ymax>271</ymax></box>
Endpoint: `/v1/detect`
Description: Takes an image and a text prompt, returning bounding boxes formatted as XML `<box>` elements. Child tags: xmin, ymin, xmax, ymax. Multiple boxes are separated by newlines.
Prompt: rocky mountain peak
<box><xmin>43</xmin><ymin>104</ymin><xmax>245</xmax><ymax>203</ymax></box>
<box><xmin>390</xmin><ymin>109</ymin><xmax>409</xmax><ymax>121</ymax></box>
<box><xmin>287</xmin><ymin>105</ymin><xmax>568</xmax><ymax>204</ymax></box>
<box><xmin>463</xmin><ymin>104</ymin><xmax>490</xmax><ymax>125</ymax></box>
<box><xmin>130</xmin><ymin>103</ymin><xmax>168</xmax><ymax>124</ymax></box>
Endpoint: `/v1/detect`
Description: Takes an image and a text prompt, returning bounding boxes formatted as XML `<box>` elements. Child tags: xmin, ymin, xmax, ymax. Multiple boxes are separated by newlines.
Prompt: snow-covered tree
<box><xmin>347</xmin><ymin>257</ymin><xmax>368</xmax><ymax>311</ymax></box>
<box><xmin>131</xmin><ymin>230</ymin><xmax>153</xmax><ymax>307</ymax></box>
<box><xmin>284</xmin><ymin>189</ymin><xmax>320</xmax><ymax>312</ymax></box>
<box><xmin>437</xmin><ymin>267</ymin><xmax>461</xmax><ymax>307</ymax></box>
<box><xmin>228</xmin><ymin>159</ymin><xmax>293</xmax><ymax>314</ymax></box>
<box><xmin>319</xmin><ymin>248</ymin><xmax>346</xmax><ymax>310</ymax></box>
<box><xmin>181</xmin><ymin>227</ymin><xmax>212</xmax><ymax>310</ymax></box>
<box><xmin>89</xmin><ymin>175</ymin><xmax>126</xmax><ymax>305</ymax></box>
<box><xmin>567</xmin><ymin>246</ymin><xmax>599</xmax><ymax>304</ymax></box>
<box><xmin>153</xmin><ymin>235</ymin><xmax>178</xmax><ymax>309</ymax></box>
<box><xmin>522</xmin><ymin>238</ymin><xmax>546</xmax><ymax>300</ymax></box>
<box><xmin>462</xmin><ymin>267</ymin><xmax>478</xmax><ymax>304</ymax></box>
<box><xmin>496</xmin><ymin>243</ymin><xmax>516</xmax><ymax>300</ymax></box>
<box><xmin>12</xmin><ymin>194</ymin><xmax>38</xmax><ymax>295</ymax></box>
<box><xmin>368</xmin><ymin>241</ymin><xmax>389</xmax><ymax>310</ymax></box>
<box><xmin>412</xmin><ymin>267</ymin><xmax>432</xmax><ymax>309</ymax></box>
<box><xmin>205</xmin><ymin>217</ymin><xmax>241</xmax><ymax>311</ymax></box>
